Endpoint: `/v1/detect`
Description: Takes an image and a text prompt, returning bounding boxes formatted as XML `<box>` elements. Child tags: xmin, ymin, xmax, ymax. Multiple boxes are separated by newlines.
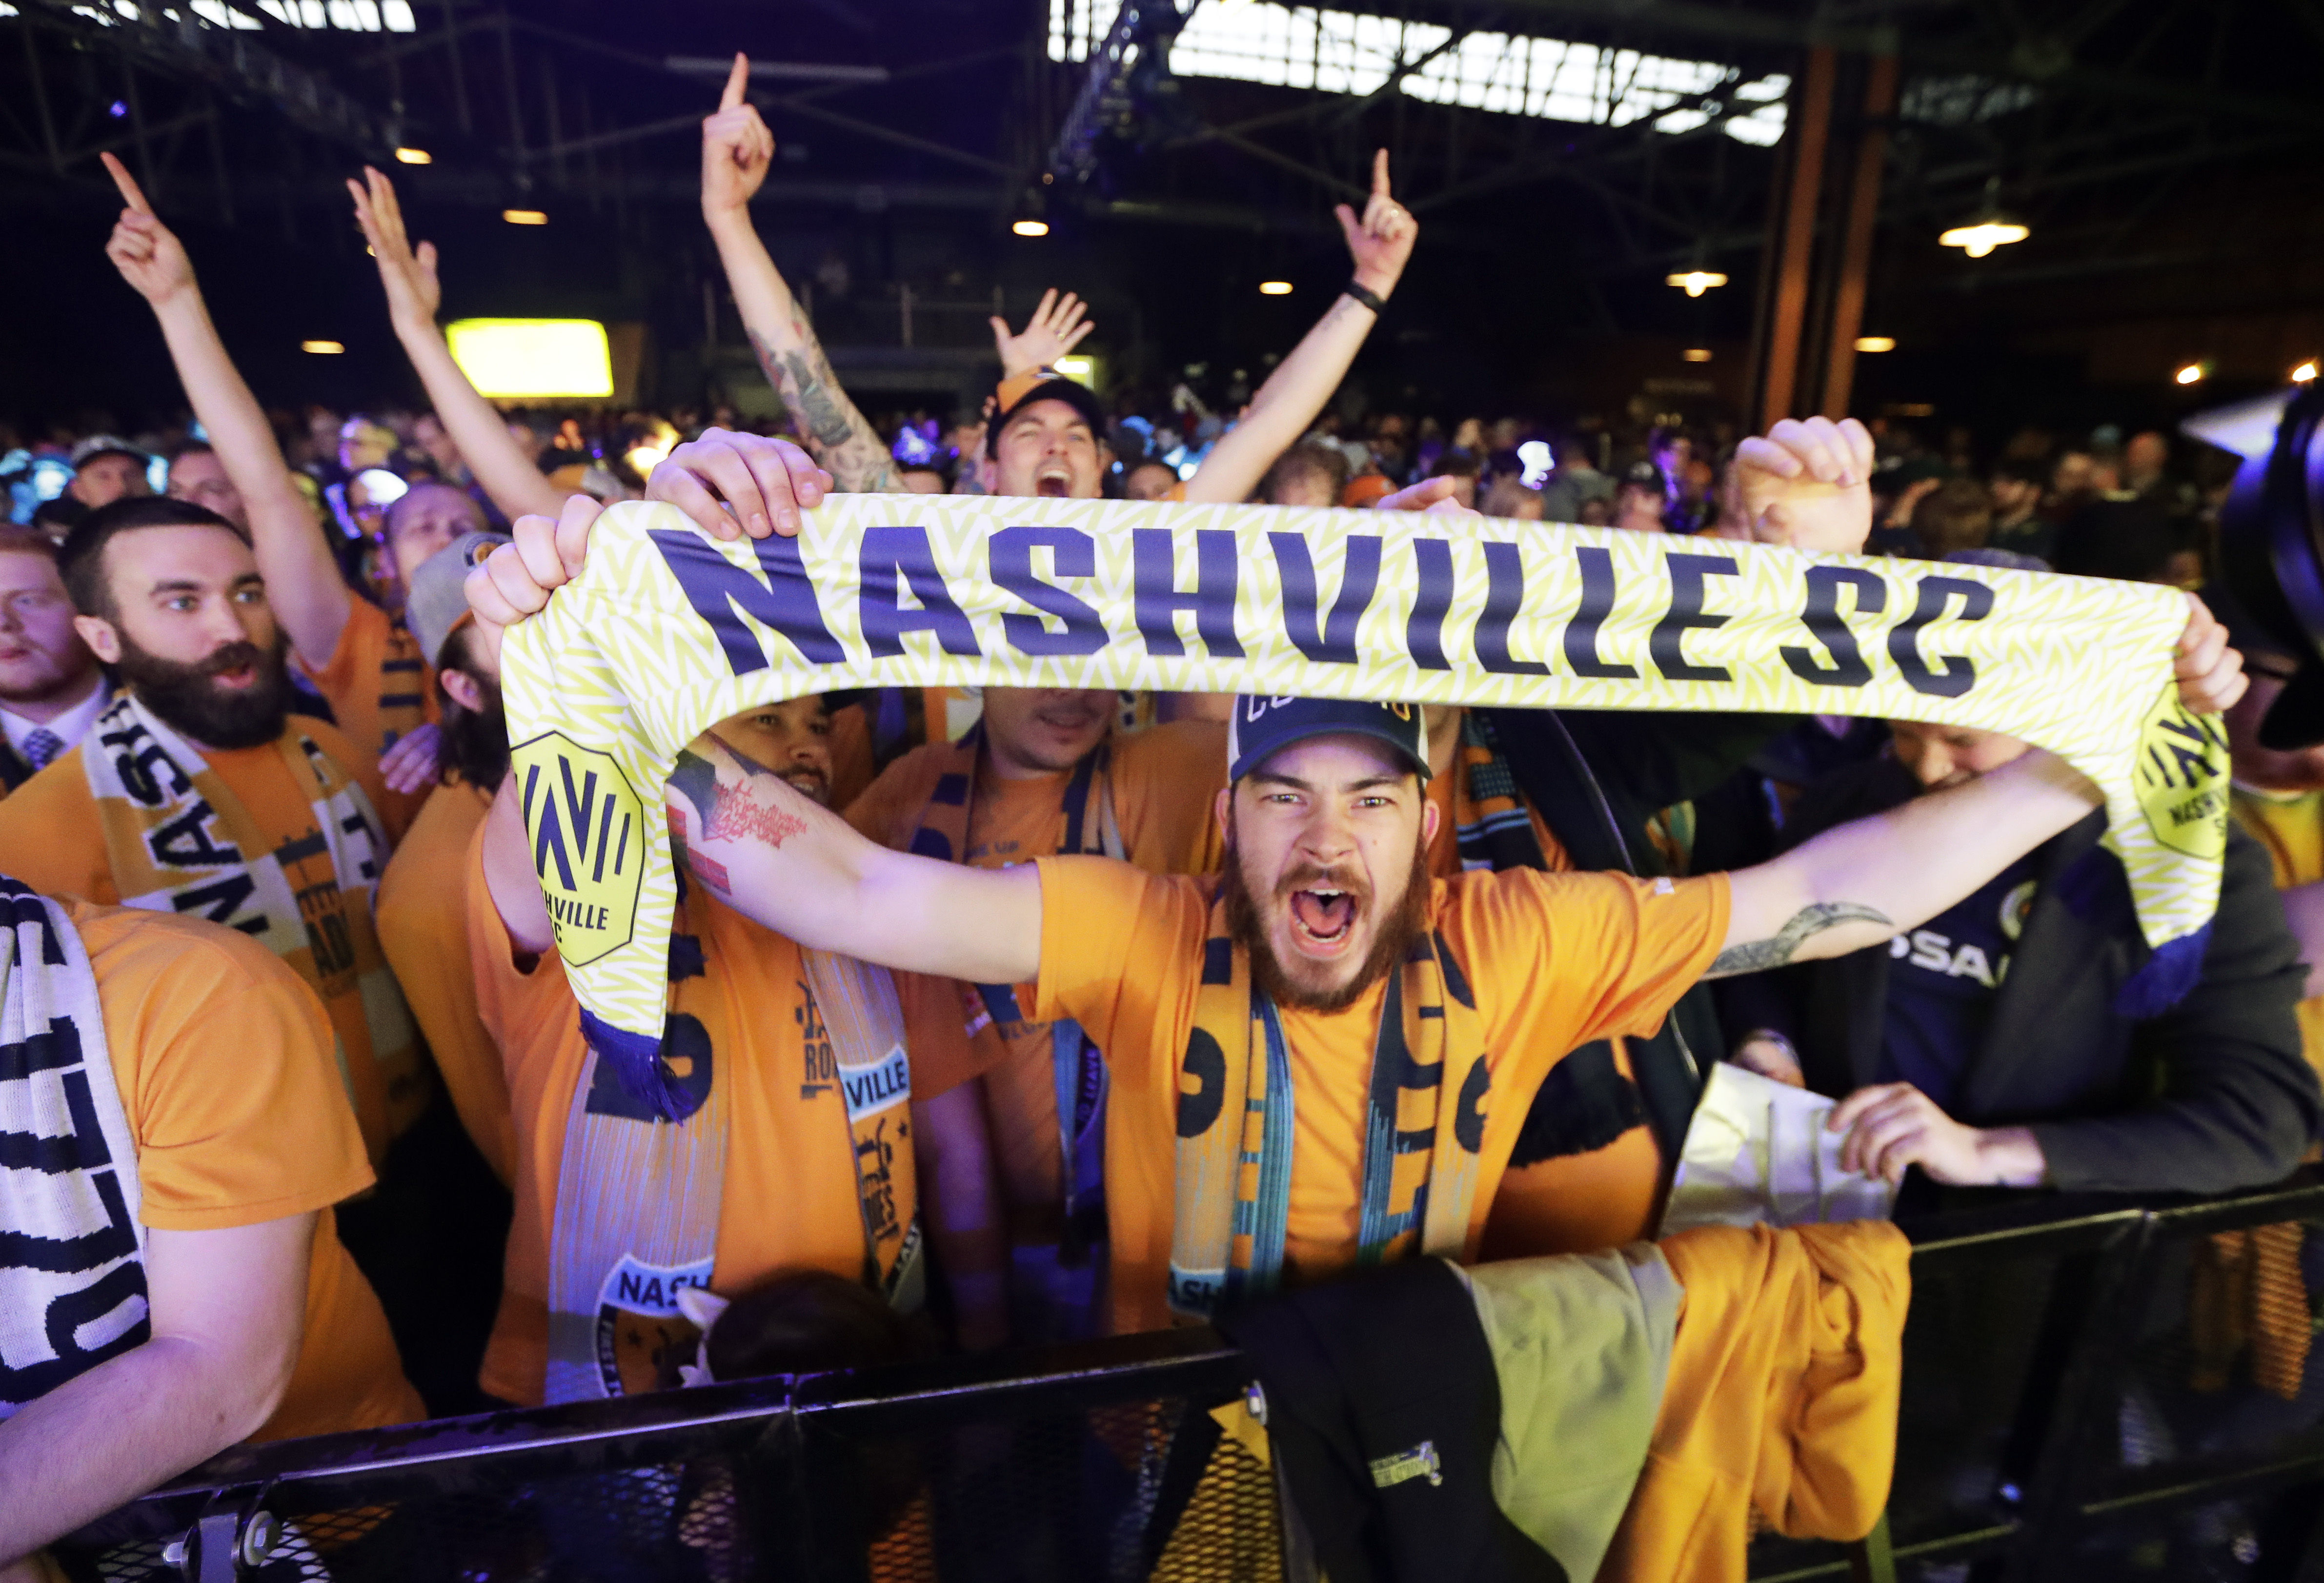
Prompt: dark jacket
<box><xmin>1218</xmin><ymin>1258</ymin><xmax>1568</xmax><ymax>1583</ymax></box>
<box><xmin>1481</xmin><ymin>708</ymin><xmax>1794</xmax><ymax>1162</ymax></box>
<box><xmin>1722</xmin><ymin>758</ymin><xmax>2321</xmax><ymax>1194</ymax></box>
<box><xmin>0</xmin><ymin>737</ymin><xmax>32</xmax><ymax>795</ymax></box>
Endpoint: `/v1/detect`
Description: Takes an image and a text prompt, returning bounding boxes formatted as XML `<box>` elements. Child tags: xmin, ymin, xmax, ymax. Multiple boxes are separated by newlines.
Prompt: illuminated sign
<box><xmin>445</xmin><ymin>318</ymin><xmax>615</xmax><ymax>400</ymax></box>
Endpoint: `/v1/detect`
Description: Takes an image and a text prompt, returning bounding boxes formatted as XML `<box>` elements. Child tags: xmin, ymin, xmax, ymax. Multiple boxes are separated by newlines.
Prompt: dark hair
<box><xmin>1429</xmin><ymin>451</ymin><xmax>1481</xmax><ymax>480</ymax></box>
<box><xmin>435</xmin><ymin>623</ymin><xmax>510</xmax><ymax>790</ymax></box>
<box><xmin>1991</xmin><ymin>456</ymin><xmax>2046</xmax><ymax>487</ymax></box>
<box><xmin>0</xmin><ymin>525</ymin><xmax>59</xmax><ymax>564</ymax></box>
<box><xmin>1908</xmin><ymin>477</ymin><xmax>1994</xmax><ymax>556</ymax></box>
<box><xmin>59</xmin><ymin>496</ymin><xmax>246</xmax><ymax>619</ymax></box>
<box><xmin>1261</xmin><ymin>440</ymin><xmax>1351</xmax><ymax>505</ymax></box>
<box><xmin>168</xmin><ymin>440</ymin><xmax>215</xmax><ymax>463</ymax></box>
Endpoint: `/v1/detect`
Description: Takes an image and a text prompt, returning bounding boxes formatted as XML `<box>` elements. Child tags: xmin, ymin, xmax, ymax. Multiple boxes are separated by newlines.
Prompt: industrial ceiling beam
<box><xmin>11</xmin><ymin>0</ymin><xmax>394</xmax><ymax>152</ymax></box>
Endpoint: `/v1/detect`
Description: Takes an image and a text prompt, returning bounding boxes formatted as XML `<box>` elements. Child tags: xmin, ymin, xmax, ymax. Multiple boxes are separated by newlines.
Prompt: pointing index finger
<box><xmin>1372</xmin><ymin>148</ymin><xmax>1391</xmax><ymax>199</ymax></box>
<box><xmin>721</xmin><ymin>52</ymin><xmax>750</xmax><ymax>112</ymax></box>
<box><xmin>100</xmin><ymin>152</ymin><xmax>153</xmax><ymax>216</ymax></box>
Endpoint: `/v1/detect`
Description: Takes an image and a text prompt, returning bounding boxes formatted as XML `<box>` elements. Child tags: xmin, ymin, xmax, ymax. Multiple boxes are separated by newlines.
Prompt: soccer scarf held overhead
<box><xmin>0</xmin><ymin>876</ymin><xmax>146</xmax><ymax>1419</ymax></box>
<box><xmin>1168</xmin><ymin>897</ymin><xmax>1489</xmax><ymax>1321</ymax></box>
<box><xmin>541</xmin><ymin>873</ymin><xmax>924</xmax><ymax>1404</ymax></box>
<box><xmin>908</xmin><ymin>723</ymin><xmax>1121</xmax><ymax>1258</ymax></box>
<box><xmin>499</xmin><ymin>498</ymin><xmax>2227</xmax><ymax>1071</ymax></box>
<box><xmin>79</xmin><ymin>693</ymin><xmax>416</xmax><ymax>1160</ymax></box>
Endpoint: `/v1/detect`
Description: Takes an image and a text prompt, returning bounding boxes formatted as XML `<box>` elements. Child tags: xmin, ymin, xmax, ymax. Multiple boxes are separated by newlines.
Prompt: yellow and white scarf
<box><xmin>541</xmin><ymin>886</ymin><xmax>922</xmax><ymax>1403</ymax></box>
<box><xmin>501</xmin><ymin>499</ymin><xmax>2227</xmax><ymax>1068</ymax></box>
<box><xmin>79</xmin><ymin>692</ymin><xmax>416</xmax><ymax>1156</ymax></box>
<box><xmin>1171</xmin><ymin>894</ymin><xmax>1489</xmax><ymax>1319</ymax></box>
<box><xmin>0</xmin><ymin>876</ymin><xmax>143</xmax><ymax>1418</ymax></box>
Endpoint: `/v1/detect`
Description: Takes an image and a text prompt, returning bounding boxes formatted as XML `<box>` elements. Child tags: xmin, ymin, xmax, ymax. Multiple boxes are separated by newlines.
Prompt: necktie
<box><xmin>20</xmin><ymin>728</ymin><xmax>63</xmax><ymax>771</ymax></box>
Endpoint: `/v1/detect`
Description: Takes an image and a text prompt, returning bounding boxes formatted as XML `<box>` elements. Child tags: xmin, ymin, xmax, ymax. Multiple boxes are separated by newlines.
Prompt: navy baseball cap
<box><xmin>1226</xmin><ymin>696</ymin><xmax>1432</xmax><ymax>783</ymax></box>
<box><xmin>987</xmin><ymin>367</ymin><xmax>1108</xmax><ymax>457</ymax></box>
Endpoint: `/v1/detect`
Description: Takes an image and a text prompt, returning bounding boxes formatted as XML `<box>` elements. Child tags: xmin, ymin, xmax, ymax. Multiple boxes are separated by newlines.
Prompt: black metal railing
<box><xmin>55</xmin><ymin>1173</ymin><xmax>2324</xmax><ymax>1582</ymax></box>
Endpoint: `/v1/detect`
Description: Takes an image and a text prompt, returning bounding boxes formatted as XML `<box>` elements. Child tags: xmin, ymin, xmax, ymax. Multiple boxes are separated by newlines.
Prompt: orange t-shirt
<box><xmin>304</xmin><ymin>597</ymin><xmax>434</xmax><ymax>841</ymax></box>
<box><xmin>66</xmin><ymin>897</ymin><xmax>423</xmax><ymax>1441</ymax></box>
<box><xmin>1028</xmin><ymin>856</ymin><xmax>1730</xmax><ymax>1334</ymax></box>
<box><xmin>826</xmin><ymin>697</ymin><xmax>876</xmax><ymax>812</ymax></box>
<box><xmin>846</xmin><ymin>721</ymin><xmax>1226</xmax><ymax>1236</ymax></box>
<box><xmin>1426</xmin><ymin>739</ymin><xmax>1669</xmax><ymax>1260</ymax></box>
<box><xmin>461</xmin><ymin>819</ymin><xmax>988</xmax><ymax>1405</ymax></box>
<box><xmin>377</xmin><ymin>777</ymin><xmax>512</xmax><ymax>1184</ymax></box>
<box><xmin>0</xmin><ymin>717</ymin><xmax>420</xmax><ymax>1164</ymax></box>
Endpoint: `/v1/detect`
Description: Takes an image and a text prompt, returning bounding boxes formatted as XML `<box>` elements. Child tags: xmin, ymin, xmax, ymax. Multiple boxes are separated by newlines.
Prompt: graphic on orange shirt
<box><xmin>844</xmin><ymin>721</ymin><xmax>1226</xmax><ymax>1242</ymax></box>
<box><xmin>460</xmin><ymin>819</ymin><xmax>982</xmax><ymax>1404</ymax></box>
<box><xmin>1027</xmin><ymin>855</ymin><xmax>1729</xmax><ymax>1334</ymax></box>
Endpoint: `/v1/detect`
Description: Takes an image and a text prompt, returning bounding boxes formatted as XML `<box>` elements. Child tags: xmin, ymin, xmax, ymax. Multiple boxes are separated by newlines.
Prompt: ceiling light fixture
<box><xmin>2294</xmin><ymin>361</ymin><xmax>2318</xmax><ymax>385</ymax></box>
<box><xmin>1259</xmin><ymin>280</ymin><xmax>1293</xmax><ymax>295</ymax></box>
<box><xmin>1680</xmin><ymin>348</ymin><xmax>1712</xmax><ymax>363</ymax></box>
<box><xmin>2175</xmin><ymin>363</ymin><xmax>2207</xmax><ymax>386</ymax></box>
<box><xmin>394</xmin><ymin>147</ymin><xmax>432</xmax><ymax>165</ymax></box>
<box><xmin>1939</xmin><ymin>177</ymin><xmax>2029</xmax><ymax>259</ymax></box>
<box><xmin>503</xmin><ymin>209</ymin><xmax>548</xmax><ymax>226</ymax></box>
<box><xmin>1855</xmin><ymin>336</ymin><xmax>1897</xmax><ymax>353</ymax></box>
<box><xmin>1011</xmin><ymin>218</ymin><xmax>1050</xmax><ymax>237</ymax></box>
<box><xmin>1665</xmin><ymin>270</ymin><xmax>1728</xmax><ymax>297</ymax></box>
<box><xmin>301</xmin><ymin>340</ymin><xmax>345</xmax><ymax>354</ymax></box>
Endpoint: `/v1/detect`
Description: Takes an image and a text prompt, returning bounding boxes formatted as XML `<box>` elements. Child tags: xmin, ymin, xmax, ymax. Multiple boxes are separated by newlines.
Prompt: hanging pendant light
<box><xmin>1939</xmin><ymin>177</ymin><xmax>2029</xmax><ymax>259</ymax></box>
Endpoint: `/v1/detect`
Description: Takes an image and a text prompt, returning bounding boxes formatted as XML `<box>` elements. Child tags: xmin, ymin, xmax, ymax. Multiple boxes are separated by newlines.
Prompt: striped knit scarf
<box><xmin>1169</xmin><ymin>896</ymin><xmax>1491</xmax><ymax>1320</ymax></box>
<box><xmin>78</xmin><ymin>692</ymin><xmax>413</xmax><ymax>1157</ymax></box>
<box><xmin>1451</xmin><ymin>711</ymin><xmax>1549</xmax><ymax>873</ymax></box>
<box><xmin>0</xmin><ymin>876</ymin><xmax>145</xmax><ymax>1418</ymax></box>
<box><xmin>543</xmin><ymin>885</ymin><xmax>924</xmax><ymax>1402</ymax></box>
<box><xmin>909</xmin><ymin>723</ymin><xmax>1121</xmax><ymax>1258</ymax></box>
<box><xmin>378</xmin><ymin>613</ymin><xmax>429</xmax><ymax>753</ymax></box>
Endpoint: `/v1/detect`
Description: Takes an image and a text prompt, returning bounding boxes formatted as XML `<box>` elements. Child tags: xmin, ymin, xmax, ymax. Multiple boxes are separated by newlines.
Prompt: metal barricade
<box><xmin>55</xmin><ymin>1176</ymin><xmax>2324</xmax><ymax>1582</ymax></box>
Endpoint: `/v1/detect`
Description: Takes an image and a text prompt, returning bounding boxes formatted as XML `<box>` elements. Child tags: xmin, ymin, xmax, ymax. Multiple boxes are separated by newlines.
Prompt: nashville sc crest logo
<box><xmin>2131</xmin><ymin>682</ymin><xmax>2229</xmax><ymax>861</ymax></box>
<box><xmin>511</xmin><ymin>731</ymin><xmax>646</xmax><ymax>966</ymax></box>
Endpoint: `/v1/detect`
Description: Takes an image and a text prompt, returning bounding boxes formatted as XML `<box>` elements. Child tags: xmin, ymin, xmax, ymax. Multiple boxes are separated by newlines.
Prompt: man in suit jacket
<box><xmin>1721</xmin><ymin>720</ymin><xmax>2320</xmax><ymax>1194</ymax></box>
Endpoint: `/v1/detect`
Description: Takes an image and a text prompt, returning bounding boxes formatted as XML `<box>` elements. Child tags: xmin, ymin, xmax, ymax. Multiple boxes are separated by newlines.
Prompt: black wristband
<box><xmin>1344</xmin><ymin>280</ymin><xmax>1389</xmax><ymax>315</ymax></box>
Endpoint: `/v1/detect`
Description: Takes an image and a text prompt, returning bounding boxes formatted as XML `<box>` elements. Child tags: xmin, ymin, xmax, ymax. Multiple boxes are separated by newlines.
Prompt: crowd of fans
<box><xmin>1</xmin><ymin>54</ymin><xmax>2318</xmax><ymax>1582</ymax></box>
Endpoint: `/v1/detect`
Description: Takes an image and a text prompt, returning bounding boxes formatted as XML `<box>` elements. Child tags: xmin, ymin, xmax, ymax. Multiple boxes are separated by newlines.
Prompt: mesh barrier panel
<box><xmin>52</xmin><ymin>1190</ymin><xmax>2324</xmax><ymax>1583</ymax></box>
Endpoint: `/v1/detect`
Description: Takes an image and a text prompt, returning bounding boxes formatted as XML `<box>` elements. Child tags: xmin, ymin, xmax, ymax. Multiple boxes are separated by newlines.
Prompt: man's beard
<box><xmin>1221</xmin><ymin>816</ymin><xmax>1432</xmax><ymax>1014</ymax></box>
<box><xmin>115</xmin><ymin>629</ymin><xmax>292</xmax><ymax>751</ymax></box>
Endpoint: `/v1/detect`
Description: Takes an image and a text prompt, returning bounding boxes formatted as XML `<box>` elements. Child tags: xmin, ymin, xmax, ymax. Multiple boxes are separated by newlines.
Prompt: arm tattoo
<box><xmin>746</xmin><ymin>310</ymin><xmax>901</xmax><ymax>494</ymax></box>
<box><xmin>667</xmin><ymin>736</ymin><xmax>808</xmax><ymax>881</ymax></box>
<box><xmin>1700</xmin><ymin>901</ymin><xmax>1893</xmax><ymax>979</ymax></box>
<box><xmin>706</xmin><ymin>780</ymin><xmax>807</xmax><ymax>848</ymax></box>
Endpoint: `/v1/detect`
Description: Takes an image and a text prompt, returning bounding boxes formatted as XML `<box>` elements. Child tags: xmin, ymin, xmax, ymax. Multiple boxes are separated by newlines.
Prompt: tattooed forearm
<box><xmin>1701</xmin><ymin>902</ymin><xmax>1893</xmax><ymax>979</ymax></box>
<box><xmin>745</xmin><ymin>313</ymin><xmax>900</xmax><ymax>493</ymax></box>
<box><xmin>668</xmin><ymin>738</ymin><xmax>809</xmax><ymax>856</ymax></box>
<box><xmin>706</xmin><ymin>780</ymin><xmax>807</xmax><ymax>848</ymax></box>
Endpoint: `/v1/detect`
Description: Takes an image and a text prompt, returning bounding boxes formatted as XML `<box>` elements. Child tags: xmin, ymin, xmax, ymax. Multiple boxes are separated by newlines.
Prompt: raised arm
<box><xmin>1180</xmin><ymin>150</ymin><xmax>1416</xmax><ymax>506</ymax></box>
<box><xmin>669</xmin><ymin>729</ymin><xmax>1041</xmax><ymax>982</ymax></box>
<box><xmin>990</xmin><ymin>288</ymin><xmax>1095</xmax><ymax>382</ymax></box>
<box><xmin>347</xmin><ymin>167</ymin><xmax>564</xmax><ymax>524</ymax></box>
<box><xmin>461</xmin><ymin>489</ymin><xmax>1044</xmax><ymax>985</ymax></box>
<box><xmin>700</xmin><ymin>55</ymin><xmax>899</xmax><ymax>493</ymax></box>
<box><xmin>1709</xmin><ymin>749</ymin><xmax>2102</xmax><ymax>978</ymax></box>
<box><xmin>100</xmin><ymin>153</ymin><xmax>350</xmax><ymax>671</ymax></box>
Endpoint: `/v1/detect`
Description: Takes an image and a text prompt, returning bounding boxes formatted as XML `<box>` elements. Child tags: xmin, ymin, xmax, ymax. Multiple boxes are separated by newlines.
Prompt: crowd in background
<box><xmin>1</xmin><ymin>54</ymin><xmax>2320</xmax><ymax>1583</ymax></box>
